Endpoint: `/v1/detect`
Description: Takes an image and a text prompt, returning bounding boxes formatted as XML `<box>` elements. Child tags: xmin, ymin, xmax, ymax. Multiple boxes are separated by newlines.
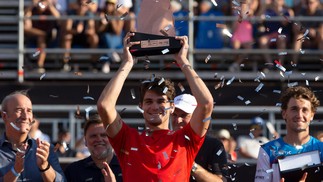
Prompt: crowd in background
<box><xmin>24</xmin><ymin>0</ymin><xmax>323</xmax><ymax>73</ymax></box>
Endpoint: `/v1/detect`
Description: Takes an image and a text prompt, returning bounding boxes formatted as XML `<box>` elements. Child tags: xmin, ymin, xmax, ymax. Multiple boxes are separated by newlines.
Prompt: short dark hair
<box><xmin>139</xmin><ymin>75</ymin><xmax>175</xmax><ymax>103</ymax></box>
<box><xmin>280</xmin><ymin>86</ymin><xmax>320</xmax><ymax>112</ymax></box>
<box><xmin>83</xmin><ymin>114</ymin><xmax>103</xmax><ymax>135</ymax></box>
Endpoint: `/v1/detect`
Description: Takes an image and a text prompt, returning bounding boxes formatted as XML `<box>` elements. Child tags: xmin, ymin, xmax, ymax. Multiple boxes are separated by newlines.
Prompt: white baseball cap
<box><xmin>174</xmin><ymin>94</ymin><xmax>197</xmax><ymax>114</ymax></box>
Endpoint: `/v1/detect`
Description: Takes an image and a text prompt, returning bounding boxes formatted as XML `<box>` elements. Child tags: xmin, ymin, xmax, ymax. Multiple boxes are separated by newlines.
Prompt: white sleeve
<box><xmin>255</xmin><ymin>147</ymin><xmax>272</xmax><ymax>182</ymax></box>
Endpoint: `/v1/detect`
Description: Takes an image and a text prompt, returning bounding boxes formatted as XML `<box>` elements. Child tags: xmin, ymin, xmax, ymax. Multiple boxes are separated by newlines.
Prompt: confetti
<box><xmin>306</xmin><ymin>80</ymin><xmax>309</xmax><ymax>86</ymax></box>
<box><xmin>273</xmin><ymin>90</ymin><xmax>281</xmax><ymax>94</ymax></box>
<box><xmin>226</xmin><ymin>76</ymin><xmax>235</xmax><ymax>85</ymax></box>
<box><xmin>287</xmin><ymin>82</ymin><xmax>298</xmax><ymax>87</ymax></box>
<box><xmin>162</xmin><ymin>87</ymin><xmax>168</xmax><ymax>94</ymax></box>
<box><xmin>120</xmin><ymin>12</ymin><xmax>129</xmax><ymax>20</ymax></box>
<box><xmin>130</xmin><ymin>147</ymin><xmax>138</xmax><ymax>151</ymax></box>
<box><xmin>163</xmin><ymin>24</ymin><xmax>172</xmax><ymax>32</ymax></box>
<box><xmin>266</xmin><ymin>169</ymin><xmax>274</xmax><ymax>173</ymax></box>
<box><xmin>233</xmin><ymin>123</ymin><xmax>237</xmax><ymax>130</ymax></box>
<box><xmin>232</xmin><ymin>0</ymin><xmax>240</xmax><ymax>6</ymax></box>
<box><xmin>210</xmin><ymin>0</ymin><xmax>218</xmax><ymax>6</ymax></box>
<box><xmin>163</xmin><ymin>151</ymin><xmax>169</xmax><ymax>160</ymax></box>
<box><xmin>270</xmin><ymin>38</ymin><xmax>277</xmax><ymax>42</ymax></box>
<box><xmin>278</xmin><ymin>52</ymin><xmax>287</xmax><ymax>56</ymax></box>
<box><xmin>255</xmin><ymin>83</ymin><xmax>264</xmax><ymax>92</ymax></box>
<box><xmin>315</xmin><ymin>76</ymin><xmax>320</xmax><ymax>81</ymax></box>
<box><xmin>299</xmin><ymin>49</ymin><xmax>305</xmax><ymax>54</ymax></box>
<box><xmin>136</xmin><ymin>106</ymin><xmax>144</xmax><ymax>113</ymax></box>
<box><xmin>275</xmin><ymin>64</ymin><xmax>286</xmax><ymax>72</ymax></box>
<box><xmin>130</xmin><ymin>88</ymin><xmax>136</xmax><ymax>99</ymax></box>
<box><xmin>237</xmin><ymin>95</ymin><xmax>244</xmax><ymax>101</ymax></box>
<box><xmin>205</xmin><ymin>54</ymin><xmax>211</xmax><ymax>63</ymax></box>
<box><xmin>245</xmin><ymin>100</ymin><xmax>251</xmax><ymax>105</ymax></box>
<box><xmin>277</xmin><ymin>27</ymin><xmax>283</xmax><ymax>34</ymax></box>
<box><xmin>161</xmin><ymin>49</ymin><xmax>169</xmax><ymax>54</ymax></box>
<box><xmin>216</xmin><ymin>149</ymin><xmax>223</xmax><ymax>156</ymax></box>
<box><xmin>265</xmin><ymin>15</ymin><xmax>271</xmax><ymax>19</ymax></box>
<box><xmin>157</xmin><ymin>162</ymin><xmax>161</xmax><ymax>170</ymax></box>
<box><xmin>33</xmin><ymin>48</ymin><xmax>41</xmax><ymax>57</ymax></box>
<box><xmin>87</xmin><ymin>85</ymin><xmax>90</xmax><ymax>94</ymax></box>
<box><xmin>249</xmin><ymin>131</ymin><xmax>255</xmax><ymax>138</ymax></box>
<box><xmin>276</xmin><ymin>103</ymin><xmax>282</xmax><ymax>107</ymax></box>
<box><xmin>222</xmin><ymin>29</ymin><xmax>232</xmax><ymax>38</ymax></box>
<box><xmin>278</xmin><ymin>34</ymin><xmax>286</xmax><ymax>38</ymax></box>
<box><xmin>158</xmin><ymin>77</ymin><xmax>165</xmax><ymax>85</ymax></box>
<box><xmin>203</xmin><ymin>116</ymin><xmax>212</xmax><ymax>122</ymax></box>
<box><xmin>184</xmin><ymin>135</ymin><xmax>190</xmax><ymax>141</ymax></box>
<box><xmin>10</xmin><ymin>122</ymin><xmax>20</xmax><ymax>131</ymax></box>
<box><xmin>38</xmin><ymin>2</ymin><xmax>46</xmax><ymax>9</ymax></box>
<box><xmin>178</xmin><ymin>82</ymin><xmax>185</xmax><ymax>92</ymax></box>
<box><xmin>295</xmin><ymin>145</ymin><xmax>303</xmax><ymax>150</ymax></box>
<box><xmin>214</xmin><ymin>82</ymin><xmax>221</xmax><ymax>90</ymax></box>
<box><xmin>40</xmin><ymin>73</ymin><xmax>46</xmax><ymax>80</ymax></box>
<box><xmin>99</xmin><ymin>56</ymin><xmax>109</xmax><ymax>62</ymax></box>
<box><xmin>83</xmin><ymin>96</ymin><xmax>94</xmax><ymax>100</ymax></box>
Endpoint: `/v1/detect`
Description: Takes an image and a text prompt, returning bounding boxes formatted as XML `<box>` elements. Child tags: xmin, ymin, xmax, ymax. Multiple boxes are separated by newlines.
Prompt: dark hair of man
<box><xmin>139</xmin><ymin>75</ymin><xmax>175</xmax><ymax>104</ymax></box>
<box><xmin>1</xmin><ymin>90</ymin><xmax>30</xmax><ymax>113</ymax></box>
<box><xmin>83</xmin><ymin>114</ymin><xmax>103</xmax><ymax>135</ymax></box>
<box><xmin>280</xmin><ymin>86</ymin><xmax>320</xmax><ymax>112</ymax></box>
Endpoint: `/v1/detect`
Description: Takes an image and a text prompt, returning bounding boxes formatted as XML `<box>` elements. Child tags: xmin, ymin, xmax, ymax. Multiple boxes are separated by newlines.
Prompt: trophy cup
<box><xmin>129</xmin><ymin>0</ymin><xmax>182</xmax><ymax>57</ymax></box>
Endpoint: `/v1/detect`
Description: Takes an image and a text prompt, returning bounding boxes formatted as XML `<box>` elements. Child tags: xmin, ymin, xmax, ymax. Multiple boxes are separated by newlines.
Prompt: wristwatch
<box><xmin>191</xmin><ymin>162</ymin><xmax>198</xmax><ymax>173</ymax></box>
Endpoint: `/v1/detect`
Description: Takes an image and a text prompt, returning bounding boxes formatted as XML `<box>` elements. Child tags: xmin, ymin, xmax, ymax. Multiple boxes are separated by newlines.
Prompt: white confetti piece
<box><xmin>178</xmin><ymin>82</ymin><xmax>185</xmax><ymax>92</ymax></box>
<box><xmin>240</xmin><ymin>63</ymin><xmax>245</xmax><ymax>67</ymax></box>
<box><xmin>266</xmin><ymin>169</ymin><xmax>274</xmax><ymax>173</ymax></box>
<box><xmin>278</xmin><ymin>27</ymin><xmax>283</xmax><ymax>34</ymax></box>
<box><xmin>301</xmin><ymin>72</ymin><xmax>306</xmax><ymax>76</ymax></box>
<box><xmin>164</xmin><ymin>24</ymin><xmax>172</xmax><ymax>32</ymax></box>
<box><xmin>87</xmin><ymin>85</ymin><xmax>90</xmax><ymax>94</ymax></box>
<box><xmin>222</xmin><ymin>29</ymin><xmax>232</xmax><ymax>38</ymax></box>
<box><xmin>249</xmin><ymin>132</ymin><xmax>254</xmax><ymax>138</ymax></box>
<box><xmin>184</xmin><ymin>135</ymin><xmax>190</xmax><ymax>141</ymax></box>
<box><xmin>232</xmin><ymin>0</ymin><xmax>240</xmax><ymax>6</ymax></box>
<box><xmin>136</xmin><ymin>106</ymin><xmax>144</xmax><ymax>113</ymax></box>
<box><xmin>315</xmin><ymin>76</ymin><xmax>320</xmax><ymax>81</ymax></box>
<box><xmin>276</xmin><ymin>64</ymin><xmax>286</xmax><ymax>72</ymax></box>
<box><xmin>216</xmin><ymin>149</ymin><xmax>223</xmax><ymax>156</ymax></box>
<box><xmin>280</xmin><ymin>71</ymin><xmax>285</xmax><ymax>78</ymax></box>
<box><xmin>278</xmin><ymin>52</ymin><xmax>287</xmax><ymax>56</ymax></box>
<box><xmin>237</xmin><ymin>95</ymin><xmax>244</xmax><ymax>101</ymax></box>
<box><xmin>255</xmin><ymin>83</ymin><xmax>264</xmax><ymax>92</ymax></box>
<box><xmin>287</xmin><ymin>82</ymin><xmax>298</xmax><ymax>87</ymax></box>
<box><xmin>83</xmin><ymin>96</ymin><xmax>94</xmax><ymax>100</ymax></box>
<box><xmin>40</xmin><ymin>73</ymin><xmax>46</xmax><ymax>80</ymax></box>
<box><xmin>273</xmin><ymin>90</ymin><xmax>281</xmax><ymax>94</ymax></box>
<box><xmin>306</xmin><ymin>80</ymin><xmax>309</xmax><ymax>86</ymax></box>
<box><xmin>232</xmin><ymin>123</ymin><xmax>237</xmax><ymax>130</ymax></box>
<box><xmin>33</xmin><ymin>49</ymin><xmax>41</xmax><ymax>57</ymax></box>
<box><xmin>130</xmin><ymin>147</ymin><xmax>138</xmax><ymax>151</ymax></box>
<box><xmin>130</xmin><ymin>88</ymin><xmax>136</xmax><ymax>99</ymax></box>
<box><xmin>162</xmin><ymin>87</ymin><xmax>168</xmax><ymax>94</ymax></box>
<box><xmin>99</xmin><ymin>56</ymin><xmax>109</xmax><ymax>62</ymax></box>
<box><xmin>226</xmin><ymin>76</ymin><xmax>235</xmax><ymax>85</ymax></box>
<box><xmin>161</xmin><ymin>49</ymin><xmax>169</xmax><ymax>54</ymax></box>
<box><xmin>278</xmin><ymin>34</ymin><xmax>286</xmax><ymax>38</ymax></box>
<box><xmin>303</xmin><ymin>29</ymin><xmax>309</xmax><ymax>37</ymax></box>
<box><xmin>38</xmin><ymin>2</ymin><xmax>46</xmax><ymax>9</ymax></box>
<box><xmin>276</xmin><ymin>103</ymin><xmax>282</xmax><ymax>107</ymax></box>
<box><xmin>10</xmin><ymin>122</ymin><xmax>20</xmax><ymax>131</ymax></box>
<box><xmin>270</xmin><ymin>38</ymin><xmax>277</xmax><ymax>42</ymax></box>
<box><xmin>203</xmin><ymin>116</ymin><xmax>211</xmax><ymax>122</ymax></box>
<box><xmin>158</xmin><ymin>78</ymin><xmax>165</xmax><ymax>85</ymax></box>
<box><xmin>295</xmin><ymin>145</ymin><xmax>303</xmax><ymax>150</ymax></box>
<box><xmin>211</xmin><ymin>0</ymin><xmax>218</xmax><ymax>6</ymax></box>
<box><xmin>157</xmin><ymin>162</ymin><xmax>161</xmax><ymax>169</ymax></box>
<box><xmin>265</xmin><ymin>15</ymin><xmax>271</xmax><ymax>19</ymax></box>
<box><xmin>205</xmin><ymin>54</ymin><xmax>211</xmax><ymax>63</ymax></box>
<box><xmin>300</xmin><ymin>49</ymin><xmax>305</xmax><ymax>54</ymax></box>
<box><xmin>163</xmin><ymin>151</ymin><xmax>169</xmax><ymax>160</ymax></box>
<box><xmin>245</xmin><ymin>100</ymin><xmax>251</xmax><ymax>105</ymax></box>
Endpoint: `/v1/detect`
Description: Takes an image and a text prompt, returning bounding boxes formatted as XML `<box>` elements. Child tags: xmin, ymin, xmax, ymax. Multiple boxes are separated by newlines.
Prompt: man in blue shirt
<box><xmin>255</xmin><ymin>86</ymin><xmax>323</xmax><ymax>182</ymax></box>
<box><xmin>0</xmin><ymin>90</ymin><xmax>65</xmax><ymax>181</ymax></box>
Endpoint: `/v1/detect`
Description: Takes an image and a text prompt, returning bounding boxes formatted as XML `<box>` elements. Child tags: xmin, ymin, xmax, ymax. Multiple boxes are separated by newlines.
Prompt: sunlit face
<box><xmin>3</xmin><ymin>94</ymin><xmax>33</xmax><ymax>134</ymax></box>
<box><xmin>85</xmin><ymin>123</ymin><xmax>112</xmax><ymax>159</ymax></box>
<box><xmin>140</xmin><ymin>90</ymin><xmax>174</xmax><ymax>129</ymax></box>
<box><xmin>171</xmin><ymin>108</ymin><xmax>191</xmax><ymax>131</ymax></box>
<box><xmin>282</xmin><ymin>98</ymin><xmax>314</xmax><ymax>133</ymax></box>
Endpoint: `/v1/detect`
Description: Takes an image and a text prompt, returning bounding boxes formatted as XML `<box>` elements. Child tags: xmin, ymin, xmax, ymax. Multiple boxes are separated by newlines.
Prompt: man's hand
<box><xmin>36</xmin><ymin>138</ymin><xmax>50</xmax><ymax>170</ymax></box>
<box><xmin>101</xmin><ymin>162</ymin><xmax>116</xmax><ymax>182</ymax></box>
<box><xmin>280</xmin><ymin>172</ymin><xmax>308</xmax><ymax>182</ymax></box>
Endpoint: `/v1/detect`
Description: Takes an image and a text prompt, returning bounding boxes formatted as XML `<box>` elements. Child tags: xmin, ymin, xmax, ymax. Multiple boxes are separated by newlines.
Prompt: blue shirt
<box><xmin>0</xmin><ymin>133</ymin><xmax>65</xmax><ymax>182</ymax></box>
<box><xmin>64</xmin><ymin>155</ymin><xmax>123</xmax><ymax>182</ymax></box>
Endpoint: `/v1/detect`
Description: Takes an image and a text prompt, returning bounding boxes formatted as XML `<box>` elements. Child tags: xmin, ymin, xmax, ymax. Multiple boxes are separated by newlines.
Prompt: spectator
<box><xmin>0</xmin><ymin>90</ymin><xmax>65</xmax><ymax>181</ymax></box>
<box><xmin>64</xmin><ymin>115</ymin><xmax>122</xmax><ymax>182</ymax></box>
<box><xmin>216</xmin><ymin>129</ymin><xmax>238</xmax><ymax>163</ymax></box>
<box><xmin>292</xmin><ymin>0</ymin><xmax>323</xmax><ymax>66</ymax></box>
<box><xmin>53</xmin><ymin>129</ymin><xmax>82</xmax><ymax>158</ymax></box>
<box><xmin>171</xmin><ymin>94</ymin><xmax>228</xmax><ymax>182</ymax></box>
<box><xmin>255</xmin><ymin>86</ymin><xmax>323</xmax><ymax>182</ymax></box>
<box><xmin>97</xmin><ymin>33</ymin><xmax>214</xmax><ymax>181</ymax></box>
<box><xmin>237</xmin><ymin>117</ymin><xmax>269</xmax><ymax>160</ymax></box>
<box><xmin>68</xmin><ymin>0</ymin><xmax>99</xmax><ymax>13</ymax></box>
<box><xmin>171</xmin><ymin>0</ymin><xmax>189</xmax><ymax>36</ymax></box>
<box><xmin>195</xmin><ymin>0</ymin><xmax>224</xmax><ymax>49</ymax></box>
<box><xmin>117</xmin><ymin>0</ymin><xmax>136</xmax><ymax>33</ymax></box>
<box><xmin>62</xmin><ymin>0</ymin><xmax>99</xmax><ymax>72</ymax></box>
<box><xmin>229</xmin><ymin>0</ymin><xmax>258</xmax><ymax>72</ymax></box>
<box><xmin>24</xmin><ymin>0</ymin><xmax>61</xmax><ymax>73</ymax></box>
<box><xmin>258</xmin><ymin>0</ymin><xmax>294</xmax><ymax>65</ymax></box>
<box><xmin>97</xmin><ymin>0</ymin><xmax>124</xmax><ymax>73</ymax></box>
<box><xmin>29</xmin><ymin>118</ymin><xmax>51</xmax><ymax>143</ymax></box>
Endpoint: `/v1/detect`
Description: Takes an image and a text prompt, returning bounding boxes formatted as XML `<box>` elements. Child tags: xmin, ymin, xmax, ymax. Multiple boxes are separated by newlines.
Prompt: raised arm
<box><xmin>174</xmin><ymin>36</ymin><xmax>214</xmax><ymax>137</ymax></box>
<box><xmin>97</xmin><ymin>32</ymin><xmax>140</xmax><ymax>137</ymax></box>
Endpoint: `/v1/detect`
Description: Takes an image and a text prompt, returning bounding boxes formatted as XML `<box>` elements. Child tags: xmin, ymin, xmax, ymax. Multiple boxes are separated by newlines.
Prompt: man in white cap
<box><xmin>172</xmin><ymin>93</ymin><xmax>228</xmax><ymax>182</ymax></box>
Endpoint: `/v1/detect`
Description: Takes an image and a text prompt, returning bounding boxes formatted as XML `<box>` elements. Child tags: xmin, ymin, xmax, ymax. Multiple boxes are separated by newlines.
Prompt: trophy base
<box><xmin>129</xmin><ymin>32</ymin><xmax>182</xmax><ymax>57</ymax></box>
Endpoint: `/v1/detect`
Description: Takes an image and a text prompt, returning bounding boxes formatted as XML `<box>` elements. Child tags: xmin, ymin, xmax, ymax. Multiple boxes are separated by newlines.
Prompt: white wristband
<box><xmin>11</xmin><ymin>166</ymin><xmax>20</xmax><ymax>177</ymax></box>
